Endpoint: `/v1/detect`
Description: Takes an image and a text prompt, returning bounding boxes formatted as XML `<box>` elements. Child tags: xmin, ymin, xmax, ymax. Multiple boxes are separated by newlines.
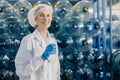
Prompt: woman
<box><xmin>15</xmin><ymin>3</ymin><xmax>60</xmax><ymax>80</ymax></box>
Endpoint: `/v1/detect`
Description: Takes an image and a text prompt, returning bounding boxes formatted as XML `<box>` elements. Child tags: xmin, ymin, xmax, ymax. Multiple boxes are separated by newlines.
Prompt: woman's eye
<box><xmin>39</xmin><ymin>14</ymin><xmax>44</xmax><ymax>17</ymax></box>
<box><xmin>47</xmin><ymin>14</ymin><xmax>52</xmax><ymax>17</ymax></box>
<box><xmin>38</xmin><ymin>13</ymin><xmax>51</xmax><ymax>17</ymax></box>
<box><xmin>47</xmin><ymin>15</ymin><xmax>49</xmax><ymax>17</ymax></box>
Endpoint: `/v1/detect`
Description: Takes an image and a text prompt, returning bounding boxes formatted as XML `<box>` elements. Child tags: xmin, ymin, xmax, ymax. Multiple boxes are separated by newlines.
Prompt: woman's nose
<box><xmin>43</xmin><ymin>16</ymin><xmax>48</xmax><ymax>20</ymax></box>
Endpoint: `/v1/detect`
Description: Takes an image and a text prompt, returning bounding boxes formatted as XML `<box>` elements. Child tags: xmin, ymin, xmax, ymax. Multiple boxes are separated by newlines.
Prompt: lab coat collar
<box><xmin>33</xmin><ymin>29</ymin><xmax>42</xmax><ymax>42</ymax></box>
<box><xmin>33</xmin><ymin>29</ymin><xmax>51</xmax><ymax>47</ymax></box>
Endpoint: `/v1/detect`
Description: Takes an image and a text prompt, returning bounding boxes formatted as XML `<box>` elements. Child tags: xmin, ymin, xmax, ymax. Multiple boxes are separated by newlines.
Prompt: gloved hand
<box><xmin>42</xmin><ymin>44</ymin><xmax>56</xmax><ymax>60</ymax></box>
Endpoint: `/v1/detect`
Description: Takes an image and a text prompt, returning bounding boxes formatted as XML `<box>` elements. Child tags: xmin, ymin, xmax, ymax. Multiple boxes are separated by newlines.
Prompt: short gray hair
<box><xmin>34</xmin><ymin>4</ymin><xmax>53</xmax><ymax>18</ymax></box>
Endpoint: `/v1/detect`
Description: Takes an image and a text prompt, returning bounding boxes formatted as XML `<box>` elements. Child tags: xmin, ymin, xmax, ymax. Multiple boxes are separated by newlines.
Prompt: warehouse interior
<box><xmin>0</xmin><ymin>0</ymin><xmax>120</xmax><ymax>80</ymax></box>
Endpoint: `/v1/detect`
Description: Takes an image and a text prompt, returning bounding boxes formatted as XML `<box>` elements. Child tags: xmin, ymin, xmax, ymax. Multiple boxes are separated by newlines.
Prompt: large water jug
<box><xmin>75</xmin><ymin>64</ymin><xmax>94</xmax><ymax>80</ymax></box>
<box><xmin>48</xmin><ymin>17</ymin><xmax>61</xmax><ymax>34</ymax></box>
<box><xmin>73</xmin><ymin>1</ymin><xmax>93</xmax><ymax>22</ymax></box>
<box><xmin>63</xmin><ymin>16</ymin><xmax>84</xmax><ymax>37</ymax></box>
<box><xmin>34</xmin><ymin>1</ymin><xmax>52</xmax><ymax>6</ymax></box>
<box><xmin>0</xmin><ymin>0</ymin><xmax>14</xmax><ymax>19</ymax></box>
<box><xmin>112</xmin><ymin>50</ymin><xmax>120</xmax><ymax>70</ymax></box>
<box><xmin>73</xmin><ymin>35</ymin><xmax>93</xmax><ymax>52</ymax></box>
<box><xmin>55</xmin><ymin>30</ymin><xmax>73</xmax><ymax>49</ymax></box>
<box><xmin>61</xmin><ymin>61</ymin><xmax>74</xmax><ymax>80</ymax></box>
<box><xmin>83</xmin><ymin>18</ymin><xmax>103</xmax><ymax>37</ymax></box>
<box><xmin>4</xmin><ymin>16</ymin><xmax>29</xmax><ymax>40</ymax></box>
<box><xmin>54</xmin><ymin>0</ymin><xmax>73</xmax><ymax>20</ymax></box>
<box><xmin>14</xmin><ymin>0</ymin><xmax>32</xmax><ymax>23</ymax></box>
<box><xmin>87</xmin><ymin>48</ymin><xmax>104</xmax><ymax>70</ymax></box>
<box><xmin>14</xmin><ymin>0</ymin><xmax>33</xmax><ymax>33</ymax></box>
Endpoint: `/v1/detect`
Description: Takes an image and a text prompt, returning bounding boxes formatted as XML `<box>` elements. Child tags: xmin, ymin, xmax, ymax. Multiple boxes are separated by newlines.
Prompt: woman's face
<box><xmin>35</xmin><ymin>8</ymin><xmax>52</xmax><ymax>30</ymax></box>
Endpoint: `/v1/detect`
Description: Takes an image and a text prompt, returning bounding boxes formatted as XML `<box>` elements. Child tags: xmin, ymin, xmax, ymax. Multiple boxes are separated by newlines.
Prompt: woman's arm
<box><xmin>15</xmin><ymin>36</ymin><xmax>44</xmax><ymax>77</ymax></box>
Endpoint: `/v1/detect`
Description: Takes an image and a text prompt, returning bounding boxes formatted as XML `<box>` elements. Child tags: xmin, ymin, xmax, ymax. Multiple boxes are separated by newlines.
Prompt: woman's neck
<box><xmin>37</xmin><ymin>28</ymin><xmax>48</xmax><ymax>39</ymax></box>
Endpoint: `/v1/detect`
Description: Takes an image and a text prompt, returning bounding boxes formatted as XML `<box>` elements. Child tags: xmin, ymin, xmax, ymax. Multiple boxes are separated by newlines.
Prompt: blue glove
<box><xmin>42</xmin><ymin>44</ymin><xmax>56</xmax><ymax>60</ymax></box>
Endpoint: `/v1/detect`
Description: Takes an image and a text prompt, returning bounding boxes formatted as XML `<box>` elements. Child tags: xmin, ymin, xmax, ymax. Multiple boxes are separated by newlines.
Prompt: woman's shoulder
<box><xmin>21</xmin><ymin>33</ymin><xmax>34</xmax><ymax>42</ymax></box>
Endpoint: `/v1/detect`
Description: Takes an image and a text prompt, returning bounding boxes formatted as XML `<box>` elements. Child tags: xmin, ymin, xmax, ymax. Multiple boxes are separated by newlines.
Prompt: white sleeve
<box><xmin>57</xmin><ymin>59</ymin><xmax>61</xmax><ymax>80</ymax></box>
<box><xmin>56</xmin><ymin>44</ymin><xmax>61</xmax><ymax>80</ymax></box>
<box><xmin>15</xmin><ymin>36</ymin><xmax>44</xmax><ymax>77</ymax></box>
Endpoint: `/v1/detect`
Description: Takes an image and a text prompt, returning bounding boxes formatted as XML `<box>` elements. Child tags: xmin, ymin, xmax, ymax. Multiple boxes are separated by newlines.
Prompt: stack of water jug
<box><xmin>0</xmin><ymin>0</ymin><xmax>120</xmax><ymax>80</ymax></box>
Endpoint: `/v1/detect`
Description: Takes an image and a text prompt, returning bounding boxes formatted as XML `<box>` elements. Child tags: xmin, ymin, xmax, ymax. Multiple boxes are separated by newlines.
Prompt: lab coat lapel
<box><xmin>33</xmin><ymin>29</ymin><xmax>45</xmax><ymax>48</ymax></box>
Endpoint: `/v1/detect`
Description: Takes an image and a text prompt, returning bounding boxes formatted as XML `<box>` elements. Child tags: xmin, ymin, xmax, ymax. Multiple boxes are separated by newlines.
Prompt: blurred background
<box><xmin>0</xmin><ymin>0</ymin><xmax>120</xmax><ymax>80</ymax></box>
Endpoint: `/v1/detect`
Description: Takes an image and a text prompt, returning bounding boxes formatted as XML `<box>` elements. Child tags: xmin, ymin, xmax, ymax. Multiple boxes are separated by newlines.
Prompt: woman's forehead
<box><xmin>38</xmin><ymin>8</ymin><xmax>52</xmax><ymax>14</ymax></box>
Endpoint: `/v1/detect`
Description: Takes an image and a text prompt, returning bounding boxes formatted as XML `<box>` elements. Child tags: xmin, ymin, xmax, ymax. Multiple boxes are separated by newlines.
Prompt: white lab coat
<box><xmin>15</xmin><ymin>29</ymin><xmax>60</xmax><ymax>80</ymax></box>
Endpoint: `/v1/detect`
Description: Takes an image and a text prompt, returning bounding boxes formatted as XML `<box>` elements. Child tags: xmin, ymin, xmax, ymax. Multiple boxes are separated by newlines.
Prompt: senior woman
<box><xmin>15</xmin><ymin>3</ymin><xmax>60</xmax><ymax>80</ymax></box>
